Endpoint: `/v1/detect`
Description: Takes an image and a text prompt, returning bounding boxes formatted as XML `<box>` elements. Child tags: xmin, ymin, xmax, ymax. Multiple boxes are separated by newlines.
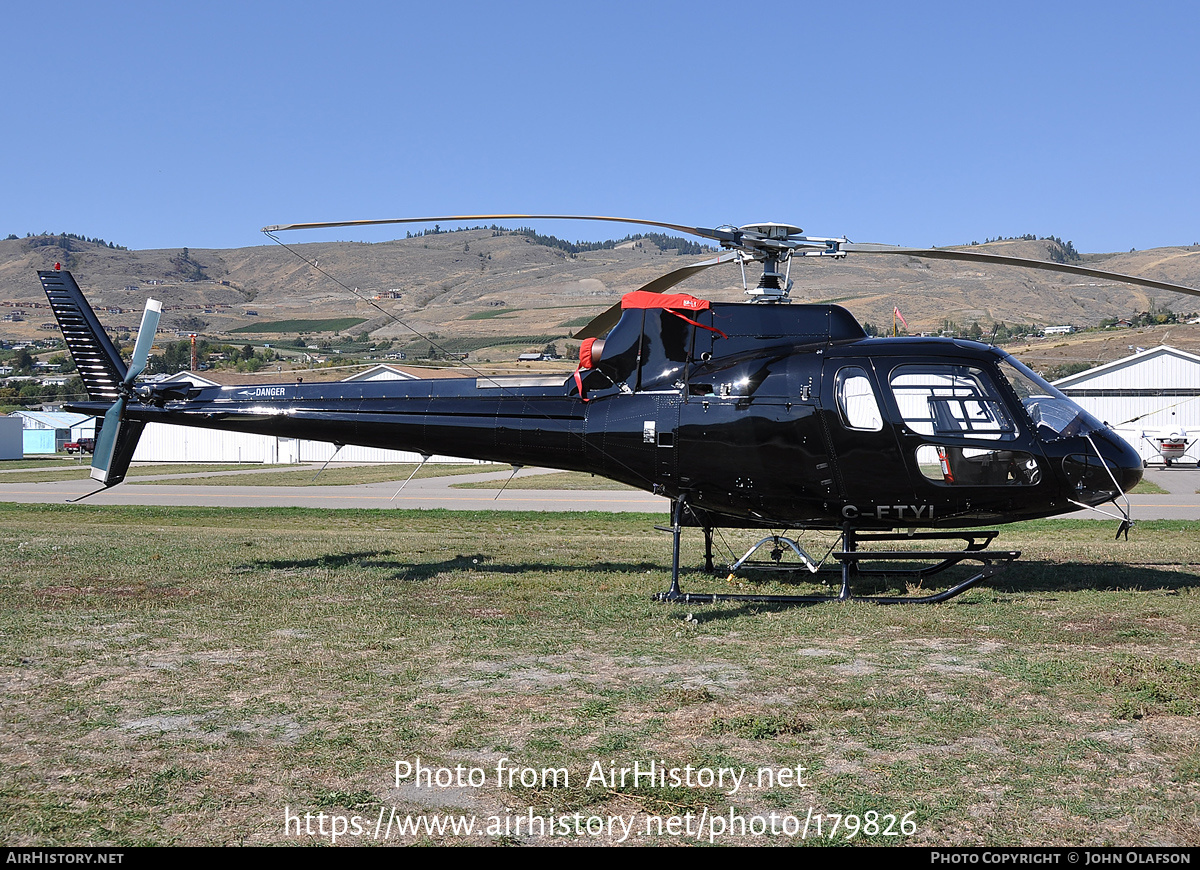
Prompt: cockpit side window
<box><xmin>888</xmin><ymin>364</ymin><xmax>1017</xmax><ymax>441</ymax></box>
<box><xmin>835</xmin><ymin>366</ymin><xmax>883</xmax><ymax>431</ymax></box>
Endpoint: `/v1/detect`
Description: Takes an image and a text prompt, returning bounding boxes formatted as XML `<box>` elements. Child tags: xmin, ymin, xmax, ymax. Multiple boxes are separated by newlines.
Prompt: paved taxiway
<box><xmin>0</xmin><ymin>466</ymin><xmax>667</xmax><ymax>512</ymax></box>
<box><xmin>0</xmin><ymin>465</ymin><xmax>1197</xmax><ymax>519</ymax></box>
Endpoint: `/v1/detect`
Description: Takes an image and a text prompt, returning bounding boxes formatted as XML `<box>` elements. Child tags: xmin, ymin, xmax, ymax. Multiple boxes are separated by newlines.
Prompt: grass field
<box><xmin>1</xmin><ymin>504</ymin><xmax>1196</xmax><ymax>846</ymax></box>
<box><xmin>1132</xmin><ymin>478</ymin><xmax>1169</xmax><ymax>494</ymax></box>
<box><xmin>558</xmin><ymin>315</ymin><xmax>600</xmax><ymax>328</ymax></box>
<box><xmin>1</xmin><ymin>458</ymin><xmax>93</xmax><ymax>470</ymax></box>
<box><xmin>450</xmin><ymin>471</ymin><xmax>638</xmax><ymax>491</ymax></box>
<box><xmin>230</xmin><ymin>317</ymin><xmax>367</xmax><ymax>333</ymax></box>
<box><xmin>464</xmin><ymin>308</ymin><xmax>520</xmax><ymax>320</ymax></box>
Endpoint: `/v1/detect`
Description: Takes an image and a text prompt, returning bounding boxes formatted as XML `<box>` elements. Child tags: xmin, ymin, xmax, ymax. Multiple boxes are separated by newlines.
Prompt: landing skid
<box><xmin>653</xmin><ymin>500</ymin><xmax>1020</xmax><ymax>605</ymax></box>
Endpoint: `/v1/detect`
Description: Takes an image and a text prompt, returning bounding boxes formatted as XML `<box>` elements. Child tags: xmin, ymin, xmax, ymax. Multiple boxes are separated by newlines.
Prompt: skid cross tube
<box><xmin>654</xmin><ymin>525</ymin><xmax>1020</xmax><ymax>605</ymax></box>
<box><xmin>730</xmin><ymin>535</ymin><xmax>822</xmax><ymax>574</ymax></box>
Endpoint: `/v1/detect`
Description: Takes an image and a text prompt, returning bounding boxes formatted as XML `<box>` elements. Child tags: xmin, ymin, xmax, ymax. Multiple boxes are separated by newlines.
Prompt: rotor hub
<box><xmin>739</xmin><ymin>222</ymin><xmax>804</xmax><ymax>240</ymax></box>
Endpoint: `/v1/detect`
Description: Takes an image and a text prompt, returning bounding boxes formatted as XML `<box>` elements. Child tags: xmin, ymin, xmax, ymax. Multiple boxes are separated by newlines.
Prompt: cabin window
<box><xmin>916</xmin><ymin>445</ymin><xmax>1041</xmax><ymax>486</ymax></box>
<box><xmin>835</xmin><ymin>366</ymin><xmax>883</xmax><ymax>431</ymax></box>
<box><xmin>888</xmin><ymin>365</ymin><xmax>1017</xmax><ymax>441</ymax></box>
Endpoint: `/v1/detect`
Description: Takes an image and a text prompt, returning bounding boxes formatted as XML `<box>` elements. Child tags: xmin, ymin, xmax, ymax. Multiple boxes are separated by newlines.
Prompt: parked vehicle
<box><xmin>65</xmin><ymin>437</ymin><xmax>95</xmax><ymax>454</ymax></box>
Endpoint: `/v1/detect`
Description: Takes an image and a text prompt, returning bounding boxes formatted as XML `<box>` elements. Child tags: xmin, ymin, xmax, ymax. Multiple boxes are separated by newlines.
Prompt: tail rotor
<box><xmin>90</xmin><ymin>299</ymin><xmax>161</xmax><ymax>486</ymax></box>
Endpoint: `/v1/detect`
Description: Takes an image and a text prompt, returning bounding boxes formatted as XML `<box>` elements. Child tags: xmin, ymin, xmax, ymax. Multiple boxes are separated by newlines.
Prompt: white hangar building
<box><xmin>130</xmin><ymin>366</ymin><xmax>478</xmax><ymax>465</ymax></box>
<box><xmin>1051</xmin><ymin>345</ymin><xmax>1200</xmax><ymax>465</ymax></box>
<box><xmin>9</xmin><ymin>410</ymin><xmax>95</xmax><ymax>454</ymax></box>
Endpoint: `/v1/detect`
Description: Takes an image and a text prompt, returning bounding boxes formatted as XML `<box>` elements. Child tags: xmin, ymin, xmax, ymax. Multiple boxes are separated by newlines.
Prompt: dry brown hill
<box><xmin>3</xmin><ymin>231</ymin><xmax>1199</xmax><ymax>353</ymax></box>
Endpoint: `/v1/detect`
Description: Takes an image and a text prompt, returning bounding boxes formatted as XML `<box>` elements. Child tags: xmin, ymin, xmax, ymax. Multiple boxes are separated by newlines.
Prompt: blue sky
<box><xmin>4</xmin><ymin>1</ymin><xmax>1198</xmax><ymax>253</ymax></box>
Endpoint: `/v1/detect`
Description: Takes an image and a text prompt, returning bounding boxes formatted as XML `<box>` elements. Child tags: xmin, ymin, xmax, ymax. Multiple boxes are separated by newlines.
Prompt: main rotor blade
<box><xmin>573</xmin><ymin>253</ymin><xmax>738</xmax><ymax>340</ymax></box>
<box><xmin>573</xmin><ymin>301</ymin><xmax>624</xmax><ymax>341</ymax></box>
<box><xmin>263</xmin><ymin>213</ymin><xmax>737</xmax><ymax>243</ymax></box>
<box><xmin>634</xmin><ymin>251</ymin><xmax>738</xmax><ymax>295</ymax></box>
<box><xmin>842</xmin><ymin>244</ymin><xmax>1200</xmax><ymax>299</ymax></box>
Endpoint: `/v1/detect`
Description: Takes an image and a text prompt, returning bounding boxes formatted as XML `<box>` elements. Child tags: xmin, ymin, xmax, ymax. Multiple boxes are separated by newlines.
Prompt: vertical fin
<box><xmin>38</xmin><ymin>269</ymin><xmax>160</xmax><ymax>488</ymax></box>
<box><xmin>38</xmin><ymin>270</ymin><xmax>127</xmax><ymax>401</ymax></box>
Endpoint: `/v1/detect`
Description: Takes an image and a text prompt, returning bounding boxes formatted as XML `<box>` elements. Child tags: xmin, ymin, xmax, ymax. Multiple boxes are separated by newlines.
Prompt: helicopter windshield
<box><xmin>995</xmin><ymin>356</ymin><xmax>1105</xmax><ymax>440</ymax></box>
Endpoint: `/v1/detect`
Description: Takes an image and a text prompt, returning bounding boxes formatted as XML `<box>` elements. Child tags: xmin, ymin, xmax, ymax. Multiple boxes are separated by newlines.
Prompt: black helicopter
<box><xmin>39</xmin><ymin>215</ymin><xmax>1200</xmax><ymax>604</ymax></box>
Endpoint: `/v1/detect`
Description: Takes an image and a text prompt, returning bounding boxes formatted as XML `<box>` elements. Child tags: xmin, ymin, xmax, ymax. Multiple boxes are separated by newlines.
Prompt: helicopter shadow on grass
<box><xmin>720</xmin><ymin>559</ymin><xmax>1198</xmax><ymax>598</ymax></box>
<box><xmin>237</xmin><ymin>552</ymin><xmax>667</xmax><ymax>586</ymax></box>
<box><xmin>650</xmin><ymin>559</ymin><xmax>1200</xmax><ymax>623</ymax></box>
<box><xmin>233</xmin><ymin>553</ymin><xmax>1196</xmax><ymax>616</ymax></box>
<box><xmin>983</xmin><ymin>560</ymin><xmax>1199</xmax><ymax>595</ymax></box>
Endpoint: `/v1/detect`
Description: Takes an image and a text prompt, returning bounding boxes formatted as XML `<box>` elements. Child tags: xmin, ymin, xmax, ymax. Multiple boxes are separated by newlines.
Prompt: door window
<box><xmin>835</xmin><ymin>366</ymin><xmax>883</xmax><ymax>431</ymax></box>
<box><xmin>915</xmin><ymin>444</ymin><xmax>1041</xmax><ymax>486</ymax></box>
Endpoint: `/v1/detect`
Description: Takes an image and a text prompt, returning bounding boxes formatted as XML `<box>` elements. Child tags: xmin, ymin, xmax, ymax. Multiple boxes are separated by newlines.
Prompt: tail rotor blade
<box><xmin>89</xmin><ymin>398</ymin><xmax>126</xmax><ymax>484</ymax></box>
<box><xmin>125</xmin><ymin>299</ymin><xmax>162</xmax><ymax>383</ymax></box>
<box><xmin>90</xmin><ymin>297</ymin><xmax>160</xmax><ymax>486</ymax></box>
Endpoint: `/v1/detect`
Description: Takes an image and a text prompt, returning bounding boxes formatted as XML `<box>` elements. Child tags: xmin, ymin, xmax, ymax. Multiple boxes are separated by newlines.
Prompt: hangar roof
<box><xmin>8</xmin><ymin>410</ymin><xmax>91</xmax><ymax>429</ymax></box>
<box><xmin>1053</xmin><ymin>345</ymin><xmax>1200</xmax><ymax>393</ymax></box>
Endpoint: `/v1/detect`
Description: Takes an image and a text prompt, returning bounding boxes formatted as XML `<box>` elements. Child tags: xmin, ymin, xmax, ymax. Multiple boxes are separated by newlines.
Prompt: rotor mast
<box><xmin>725</xmin><ymin>223</ymin><xmax>849</xmax><ymax>303</ymax></box>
